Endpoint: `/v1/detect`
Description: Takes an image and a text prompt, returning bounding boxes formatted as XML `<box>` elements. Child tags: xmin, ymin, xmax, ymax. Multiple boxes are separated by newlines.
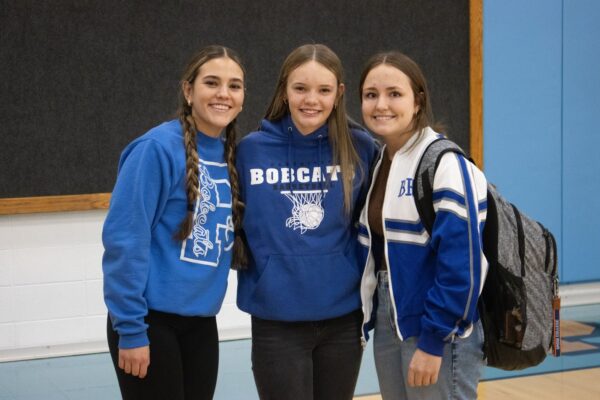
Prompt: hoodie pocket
<box><xmin>250</xmin><ymin>252</ymin><xmax>361</xmax><ymax>320</ymax></box>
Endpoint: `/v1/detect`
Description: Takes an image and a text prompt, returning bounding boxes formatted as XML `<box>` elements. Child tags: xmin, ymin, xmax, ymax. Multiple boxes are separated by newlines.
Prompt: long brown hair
<box><xmin>174</xmin><ymin>45</ymin><xmax>248</xmax><ymax>269</ymax></box>
<box><xmin>264</xmin><ymin>43</ymin><xmax>361</xmax><ymax>213</ymax></box>
<box><xmin>359</xmin><ymin>51</ymin><xmax>441</xmax><ymax>143</ymax></box>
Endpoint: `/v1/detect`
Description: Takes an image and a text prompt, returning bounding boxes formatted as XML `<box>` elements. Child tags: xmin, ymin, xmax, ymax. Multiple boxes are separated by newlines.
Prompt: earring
<box><xmin>187</xmin><ymin>99</ymin><xmax>191</xmax><ymax>107</ymax></box>
<box><xmin>283</xmin><ymin>99</ymin><xmax>287</xmax><ymax>105</ymax></box>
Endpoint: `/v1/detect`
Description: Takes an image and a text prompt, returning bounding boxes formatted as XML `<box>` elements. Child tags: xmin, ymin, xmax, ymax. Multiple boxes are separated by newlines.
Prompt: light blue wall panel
<box><xmin>483</xmin><ymin>1</ymin><xmax>563</xmax><ymax>276</ymax></box>
<box><xmin>562</xmin><ymin>0</ymin><xmax>600</xmax><ymax>282</ymax></box>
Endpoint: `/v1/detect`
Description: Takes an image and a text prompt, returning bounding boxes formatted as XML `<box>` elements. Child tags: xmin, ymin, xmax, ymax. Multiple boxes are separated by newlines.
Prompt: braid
<box><xmin>174</xmin><ymin>106</ymin><xmax>201</xmax><ymax>240</ymax></box>
<box><xmin>172</xmin><ymin>45</ymin><xmax>246</xmax><ymax>243</ymax></box>
<box><xmin>226</xmin><ymin>121</ymin><xmax>249</xmax><ymax>269</ymax></box>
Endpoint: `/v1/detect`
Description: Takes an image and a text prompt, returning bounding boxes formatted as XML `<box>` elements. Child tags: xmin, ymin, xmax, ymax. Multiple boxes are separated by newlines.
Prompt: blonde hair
<box><xmin>264</xmin><ymin>43</ymin><xmax>361</xmax><ymax>212</ymax></box>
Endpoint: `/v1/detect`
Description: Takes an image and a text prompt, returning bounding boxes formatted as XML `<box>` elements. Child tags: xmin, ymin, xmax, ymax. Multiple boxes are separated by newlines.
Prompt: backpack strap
<box><xmin>414</xmin><ymin>137</ymin><xmax>469</xmax><ymax>236</ymax></box>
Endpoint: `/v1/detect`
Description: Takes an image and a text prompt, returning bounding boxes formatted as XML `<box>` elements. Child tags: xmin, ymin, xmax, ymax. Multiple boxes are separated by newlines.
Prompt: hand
<box><xmin>407</xmin><ymin>348</ymin><xmax>442</xmax><ymax>387</ymax></box>
<box><xmin>119</xmin><ymin>346</ymin><xmax>150</xmax><ymax>379</ymax></box>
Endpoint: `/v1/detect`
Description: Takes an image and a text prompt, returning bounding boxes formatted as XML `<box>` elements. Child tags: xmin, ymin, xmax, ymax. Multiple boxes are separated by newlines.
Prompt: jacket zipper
<box><xmin>360</xmin><ymin>149</ymin><xmax>383</xmax><ymax>347</ymax></box>
<box><xmin>381</xmin><ymin>149</ymin><xmax>403</xmax><ymax>341</ymax></box>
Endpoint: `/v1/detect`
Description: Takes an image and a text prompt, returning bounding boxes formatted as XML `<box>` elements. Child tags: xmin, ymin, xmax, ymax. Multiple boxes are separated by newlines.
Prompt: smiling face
<box><xmin>183</xmin><ymin>57</ymin><xmax>244</xmax><ymax>137</ymax></box>
<box><xmin>284</xmin><ymin>60</ymin><xmax>343</xmax><ymax>135</ymax></box>
<box><xmin>361</xmin><ymin>64</ymin><xmax>419</xmax><ymax>149</ymax></box>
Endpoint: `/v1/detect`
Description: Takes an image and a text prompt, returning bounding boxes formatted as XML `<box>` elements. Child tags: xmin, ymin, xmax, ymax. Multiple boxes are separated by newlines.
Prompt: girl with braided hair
<box><xmin>103</xmin><ymin>45</ymin><xmax>245</xmax><ymax>399</ymax></box>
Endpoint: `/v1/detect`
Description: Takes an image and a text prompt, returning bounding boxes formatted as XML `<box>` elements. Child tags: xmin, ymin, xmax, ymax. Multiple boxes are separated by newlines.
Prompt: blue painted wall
<box><xmin>483</xmin><ymin>0</ymin><xmax>600</xmax><ymax>283</ymax></box>
<box><xmin>562</xmin><ymin>0</ymin><xmax>600</xmax><ymax>282</ymax></box>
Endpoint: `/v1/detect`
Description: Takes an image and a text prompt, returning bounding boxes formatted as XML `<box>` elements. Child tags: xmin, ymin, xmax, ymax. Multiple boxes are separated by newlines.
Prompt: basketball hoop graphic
<box><xmin>282</xmin><ymin>190</ymin><xmax>327</xmax><ymax>234</ymax></box>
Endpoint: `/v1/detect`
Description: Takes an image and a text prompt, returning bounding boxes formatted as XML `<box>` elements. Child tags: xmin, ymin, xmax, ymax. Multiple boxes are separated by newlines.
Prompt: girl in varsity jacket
<box><xmin>357</xmin><ymin>51</ymin><xmax>488</xmax><ymax>399</ymax></box>
<box><xmin>232</xmin><ymin>44</ymin><xmax>378</xmax><ymax>400</ymax></box>
<box><xmin>102</xmin><ymin>46</ymin><xmax>245</xmax><ymax>399</ymax></box>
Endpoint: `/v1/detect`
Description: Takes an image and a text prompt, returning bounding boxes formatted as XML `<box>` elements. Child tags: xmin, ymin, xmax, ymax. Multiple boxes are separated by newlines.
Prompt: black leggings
<box><xmin>107</xmin><ymin>310</ymin><xmax>219</xmax><ymax>400</ymax></box>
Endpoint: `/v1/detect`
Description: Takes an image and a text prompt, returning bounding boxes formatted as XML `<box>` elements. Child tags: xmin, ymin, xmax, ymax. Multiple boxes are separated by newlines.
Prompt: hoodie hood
<box><xmin>261</xmin><ymin>113</ymin><xmax>329</xmax><ymax>195</ymax></box>
<box><xmin>260</xmin><ymin>113</ymin><xmax>329</xmax><ymax>143</ymax></box>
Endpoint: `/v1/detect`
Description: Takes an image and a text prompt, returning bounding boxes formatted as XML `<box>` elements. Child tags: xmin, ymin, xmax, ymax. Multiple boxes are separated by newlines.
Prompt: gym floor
<box><xmin>0</xmin><ymin>303</ymin><xmax>598</xmax><ymax>399</ymax></box>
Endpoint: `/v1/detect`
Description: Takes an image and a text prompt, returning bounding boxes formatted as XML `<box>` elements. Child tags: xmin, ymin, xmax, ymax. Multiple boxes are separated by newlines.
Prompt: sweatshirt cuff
<box><xmin>417</xmin><ymin>330</ymin><xmax>446</xmax><ymax>357</ymax></box>
<box><xmin>118</xmin><ymin>331</ymin><xmax>149</xmax><ymax>349</ymax></box>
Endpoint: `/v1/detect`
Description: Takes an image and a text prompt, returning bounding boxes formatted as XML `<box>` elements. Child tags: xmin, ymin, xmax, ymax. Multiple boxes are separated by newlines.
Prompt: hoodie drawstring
<box><xmin>287</xmin><ymin>126</ymin><xmax>294</xmax><ymax>195</ymax></box>
<box><xmin>317</xmin><ymin>134</ymin><xmax>326</xmax><ymax>197</ymax></box>
<box><xmin>286</xmin><ymin>120</ymin><xmax>328</xmax><ymax>197</ymax></box>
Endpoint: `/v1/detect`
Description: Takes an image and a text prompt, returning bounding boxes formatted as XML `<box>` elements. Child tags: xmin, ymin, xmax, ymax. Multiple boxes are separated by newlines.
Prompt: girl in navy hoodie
<box><xmin>232</xmin><ymin>44</ymin><xmax>378</xmax><ymax>400</ymax></box>
<box><xmin>103</xmin><ymin>46</ymin><xmax>245</xmax><ymax>399</ymax></box>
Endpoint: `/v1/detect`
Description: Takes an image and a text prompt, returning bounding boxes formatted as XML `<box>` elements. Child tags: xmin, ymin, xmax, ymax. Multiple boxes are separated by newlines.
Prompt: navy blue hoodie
<box><xmin>236</xmin><ymin>114</ymin><xmax>378</xmax><ymax>321</ymax></box>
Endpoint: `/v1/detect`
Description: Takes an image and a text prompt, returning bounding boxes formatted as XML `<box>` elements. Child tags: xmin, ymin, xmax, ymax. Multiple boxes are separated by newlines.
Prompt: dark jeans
<box><xmin>251</xmin><ymin>309</ymin><xmax>364</xmax><ymax>400</ymax></box>
<box><xmin>107</xmin><ymin>310</ymin><xmax>219</xmax><ymax>400</ymax></box>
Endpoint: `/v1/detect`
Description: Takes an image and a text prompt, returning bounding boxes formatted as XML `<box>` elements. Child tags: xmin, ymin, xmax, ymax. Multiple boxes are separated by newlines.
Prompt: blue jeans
<box><xmin>374</xmin><ymin>271</ymin><xmax>485</xmax><ymax>400</ymax></box>
<box><xmin>251</xmin><ymin>309</ymin><xmax>364</xmax><ymax>400</ymax></box>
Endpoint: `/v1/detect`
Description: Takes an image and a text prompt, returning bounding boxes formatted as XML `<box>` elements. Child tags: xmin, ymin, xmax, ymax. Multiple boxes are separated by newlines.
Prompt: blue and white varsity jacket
<box><xmin>358</xmin><ymin>127</ymin><xmax>489</xmax><ymax>356</ymax></box>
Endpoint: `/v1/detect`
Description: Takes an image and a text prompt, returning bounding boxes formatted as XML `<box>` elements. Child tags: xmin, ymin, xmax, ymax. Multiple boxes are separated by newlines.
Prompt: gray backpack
<box><xmin>413</xmin><ymin>138</ymin><xmax>560</xmax><ymax>370</ymax></box>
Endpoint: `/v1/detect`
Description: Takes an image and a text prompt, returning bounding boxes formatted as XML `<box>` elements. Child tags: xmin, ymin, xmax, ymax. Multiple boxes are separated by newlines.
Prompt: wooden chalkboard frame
<box><xmin>0</xmin><ymin>0</ymin><xmax>482</xmax><ymax>215</ymax></box>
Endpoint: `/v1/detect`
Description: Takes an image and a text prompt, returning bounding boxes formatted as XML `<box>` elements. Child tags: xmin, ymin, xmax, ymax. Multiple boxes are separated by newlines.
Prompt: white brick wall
<box><xmin>0</xmin><ymin>210</ymin><xmax>250</xmax><ymax>360</ymax></box>
<box><xmin>0</xmin><ymin>210</ymin><xmax>596</xmax><ymax>361</ymax></box>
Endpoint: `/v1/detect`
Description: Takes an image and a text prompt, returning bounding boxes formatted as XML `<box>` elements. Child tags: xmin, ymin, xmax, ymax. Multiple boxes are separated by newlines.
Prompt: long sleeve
<box><xmin>417</xmin><ymin>152</ymin><xmax>488</xmax><ymax>356</ymax></box>
<box><xmin>102</xmin><ymin>138</ymin><xmax>172</xmax><ymax>349</ymax></box>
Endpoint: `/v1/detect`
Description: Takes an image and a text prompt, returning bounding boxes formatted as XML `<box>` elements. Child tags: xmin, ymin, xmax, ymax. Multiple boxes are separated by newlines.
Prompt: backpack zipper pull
<box><xmin>552</xmin><ymin>279</ymin><xmax>561</xmax><ymax>356</ymax></box>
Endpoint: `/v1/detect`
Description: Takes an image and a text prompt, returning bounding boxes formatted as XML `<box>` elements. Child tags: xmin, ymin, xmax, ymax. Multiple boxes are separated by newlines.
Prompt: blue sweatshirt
<box><xmin>236</xmin><ymin>114</ymin><xmax>378</xmax><ymax>321</ymax></box>
<box><xmin>102</xmin><ymin>120</ymin><xmax>232</xmax><ymax>349</ymax></box>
